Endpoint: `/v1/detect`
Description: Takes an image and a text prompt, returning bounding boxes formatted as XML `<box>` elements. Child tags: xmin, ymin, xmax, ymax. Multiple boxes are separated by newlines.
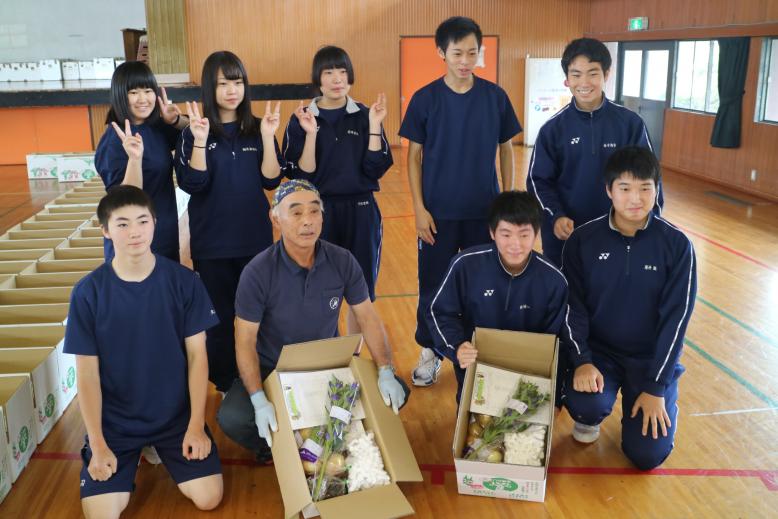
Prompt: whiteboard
<box><xmin>523</xmin><ymin>58</ymin><xmax>571</xmax><ymax>146</ymax></box>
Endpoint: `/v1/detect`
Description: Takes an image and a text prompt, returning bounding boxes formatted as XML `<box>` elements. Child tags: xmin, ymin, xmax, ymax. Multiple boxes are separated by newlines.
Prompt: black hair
<box><xmin>561</xmin><ymin>38</ymin><xmax>612</xmax><ymax>75</ymax></box>
<box><xmin>311</xmin><ymin>46</ymin><xmax>355</xmax><ymax>88</ymax></box>
<box><xmin>603</xmin><ymin>146</ymin><xmax>661</xmax><ymax>188</ymax></box>
<box><xmin>435</xmin><ymin>16</ymin><xmax>482</xmax><ymax>52</ymax></box>
<box><xmin>488</xmin><ymin>191</ymin><xmax>542</xmax><ymax>234</ymax></box>
<box><xmin>105</xmin><ymin>61</ymin><xmax>161</xmax><ymax>125</ymax></box>
<box><xmin>97</xmin><ymin>185</ymin><xmax>156</xmax><ymax>227</ymax></box>
<box><xmin>201</xmin><ymin>51</ymin><xmax>258</xmax><ymax>138</ymax></box>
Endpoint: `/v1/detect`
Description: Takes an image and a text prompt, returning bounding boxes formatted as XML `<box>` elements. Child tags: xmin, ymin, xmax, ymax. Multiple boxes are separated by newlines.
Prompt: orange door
<box><xmin>399</xmin><ymin>35</ymin><xmax>499</xmax><ymax>146</ymax></box>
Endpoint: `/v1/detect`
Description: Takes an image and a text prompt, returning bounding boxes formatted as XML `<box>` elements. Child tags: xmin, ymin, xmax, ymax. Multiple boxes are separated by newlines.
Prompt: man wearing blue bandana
<box><xmin>216</xmin><ymin>179</ymin><xmax>409</xmax><ymax>463</ymax></box>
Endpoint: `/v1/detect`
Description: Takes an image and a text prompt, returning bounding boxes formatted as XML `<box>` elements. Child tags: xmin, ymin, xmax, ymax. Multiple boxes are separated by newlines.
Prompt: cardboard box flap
<box><xmin>473</xmin><ymin>328</ymin><xmax>556</xmax><ymax>377</ymax></box>
<box><xmin>316</xmin><ymin>484</ymin><xmax>413</xmax><ymax>519</ymax></box>
<box><xmin>275</xmin><ymin>335</ymin><xmax>362</xmax><ymax>372</ymax></box>
<box><xmin>350</xmin><ymin>358</ymin><xmax>422</xmax><ymax>483</ymax></box>
<box><xmin>0</xmin><ymin>347</ymin><xmax>55</xmax><ymax>371</ymax></box>
<box><xmin>0</xmin><ymin>324</ymin><xmax>65</xmax><ymax>347</ymax></box>
<box><xmin>0</xmin><ymin>304</ymin><xmax>69</xmax><ymax>325</ymax></box>
<box><xmin>265</xmin><ymin>372</ymin><xmax>315</xmax><ymax>519</ymax></box>
<box><xmin>0</xmin><ymin>375</ymin><xmax>26</xmax><ymax>403</ymax></box>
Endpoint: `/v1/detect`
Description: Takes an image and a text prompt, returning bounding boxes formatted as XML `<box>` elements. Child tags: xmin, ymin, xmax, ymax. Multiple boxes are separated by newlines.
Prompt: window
<box><xmin>757</xmin><ymin>38</ymin><xmax>778</xmax><ymax>123</ymax></box>
<box><xmin>673</xmin><ymin>40</ymin><xmax>720</xmax><ymax>113</ymax></box>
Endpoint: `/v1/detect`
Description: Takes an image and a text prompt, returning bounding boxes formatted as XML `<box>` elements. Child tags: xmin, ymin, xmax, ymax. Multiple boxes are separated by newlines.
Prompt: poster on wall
<box><xmin>523</xmin><ymin>58</ymin><xmax>571</xmax><ymax>146</ymax></box>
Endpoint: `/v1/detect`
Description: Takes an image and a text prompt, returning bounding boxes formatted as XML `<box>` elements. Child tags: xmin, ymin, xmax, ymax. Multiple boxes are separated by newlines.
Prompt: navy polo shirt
<box><xmin>235</xmin><ymin>239</ymin><xmax>369</xmax><ymax>375</ymax></box>
<box><xmin>174</xmin><ymin>121</ymin><xmax>282</xmax><ymax>260</ymax></box>
<box><xmin>63</xmin><ymin>256</ymin><xmax>219</xmax><ymax>438</ymax></box>
<box><xmin>95</xmin><ymin>120</ymin><xmax>180</xmax><ymax>258</ymax></box>
<box><xmin>398</xmin><ymin>76</ymin><xmax>522</xmax><ymax>220</ymax></box>
<box><xmin>428</xmin><ymin>245</ymin><xmax>568</xmax><ymax>363</ymax></box>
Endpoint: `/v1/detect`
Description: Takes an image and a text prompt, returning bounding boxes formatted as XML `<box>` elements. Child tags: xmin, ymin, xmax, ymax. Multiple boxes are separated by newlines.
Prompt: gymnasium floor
<box><xmin>0</xmin><ymin>145</ymin><xmax>776</xmax><ymax>518</ymax></box>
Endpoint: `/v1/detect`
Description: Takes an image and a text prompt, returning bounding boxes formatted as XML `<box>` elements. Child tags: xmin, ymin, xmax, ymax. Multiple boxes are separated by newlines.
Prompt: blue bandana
<box><xmin>272</xmin><ymin>179</ymin><xmax>319</xmax><ymax>208</ymax></box>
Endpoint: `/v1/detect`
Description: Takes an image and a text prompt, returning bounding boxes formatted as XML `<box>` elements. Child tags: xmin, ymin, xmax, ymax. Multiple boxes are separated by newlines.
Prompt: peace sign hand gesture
<box><xmin>111</xmin><ymin>119</ymin><xmax>144</xmax><ymax>161</ymax></box>
<box><xmin>260</xmin><ymin>101</ymin><xmax>282</xmax><ymax>138</ymax></box>
<box><xmin>369</xmin><ymin>92</ymin><xmax>387</xmax><ymax>127</ymax></box>
<box><xmin>185</xmin><ymin>101</ymin><xmax>210</xmax><ymax>144</ymax></box>
<box><xmin>294</xmin><ymin>101</ymin><xmax>317</xmax><ymax>135</ymax></box>
<box><xmin>157</xmin><ymin>87</ymin><xmax>181</xmax><ymax>125</ymax></box>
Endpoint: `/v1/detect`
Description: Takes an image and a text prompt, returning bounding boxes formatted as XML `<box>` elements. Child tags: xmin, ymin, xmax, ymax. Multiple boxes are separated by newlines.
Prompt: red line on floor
<box><xmin>382</xmin><ymin>214</ymin><xmax>414</xmax><ymax>220</ymax></box>
<box><xmin>30</xmin><ymin>452</ymin><xmax>778</xmax><ymax>490</ymax></box>
<box><xmin>675</xmin><ymin>225</ymin><xmax>777</xmax><ymax>273</ymax></box>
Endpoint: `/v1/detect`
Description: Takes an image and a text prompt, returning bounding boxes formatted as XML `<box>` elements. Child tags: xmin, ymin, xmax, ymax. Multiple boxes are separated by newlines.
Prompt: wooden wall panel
<box><xmin>183</xmin><ymin>0</ymin><xmax>591</xmax><ymax>145</ymax></box>
<box><xmin>661</xmin><ymin>38</ymin><xmax>778</xmax><ymax>201</ymax></box>
<box><xmin>588</xmin><ymin>0</ymin><xmax>778</xmax><ymax>36</ymax></box>
<box><xmin>146</xmin><ymin>0</ymin><xmax>189</xmax><ymax>74</ymax></box>
<box><xmin>89</xmin><ymin>105</ymin><xmax>110</xmax><ymax>149</ymax></box>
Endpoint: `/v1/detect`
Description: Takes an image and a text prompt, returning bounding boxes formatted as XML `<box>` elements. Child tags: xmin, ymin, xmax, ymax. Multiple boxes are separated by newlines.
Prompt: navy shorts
<box><xmin>79</xmin><ymin>425</ymin><xmax>222</xmax><ymax>498</ymax></box>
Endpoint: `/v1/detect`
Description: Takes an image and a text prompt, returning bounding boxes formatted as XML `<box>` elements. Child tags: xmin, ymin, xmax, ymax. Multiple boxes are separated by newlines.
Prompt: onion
<box><xmin>325</xmin><ymin>453</ymin><xmax>347</xmax><ymax>476</ymax></box>
<box><xmin>302</xmin><ymin>460</ymin><xmax>320</xmax><ymax>475</ymax></box>
<box><xmin>299</xmin><ymin>427</ymin><xmax>316</xmax><ymax>441</ymax></box>
<box><xmin>485</xmin><ymin>449</ymin><xmax>503</xmax><ymax>463</ymax></box>
<box><xmin>468</xmin><ymin>422</ymin><xmax>483</xmax><ymax>438</ymax></box>
<box><xmin>475</xmin><ymin>414</ymin><xmax>493</xmax><ymax>427</ymax></box>
<box><xmin>466</xmin><ymin>434</ymin><xmax>477</xmax><ymax>446</ymax></box>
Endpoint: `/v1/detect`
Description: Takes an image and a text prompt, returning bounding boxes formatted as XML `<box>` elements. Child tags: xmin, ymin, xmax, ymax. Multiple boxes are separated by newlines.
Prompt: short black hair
<box><xmin>311</xmin><ymin>46</ymin><xmax>355</xmax><ymax>88</ymax></box>
<box><xmin>106</xmin><ymin>61</ymin><xmax>161</xmax><ymax>125</ymax></box>
<box><xmin>561</xmin><ymin>38</ymin><xmax>612</xmax><ymax>75</ymax></box>
<box><xmin>603</xmin><ymin>146</ymin><xmax>660</xmax><ymax>188</ymax></box>
<box><xmin>488</xmin><ymin>191</ymin><xmax>542</xmax><ymax>234</ymax></box>
<box><xmin>201</xmin><ymin>51</ymin><xmax>258</xmax><ymax>138</ymax></box>
<box><xmin>435</xmin><ymin>16</ymin><xmax>482</xmax><ymax>52</ymax></box>
<box><xmin>97</xmin><ymin>185</ymin><xmax>156</xmax><ymax>227</ymax></box>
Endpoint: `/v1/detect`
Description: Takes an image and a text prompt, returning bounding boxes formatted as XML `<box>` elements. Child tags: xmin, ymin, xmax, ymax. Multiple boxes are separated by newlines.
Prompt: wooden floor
<box><xmin>1</xmin><ymin>147</ymin><xmax>777</xmax><ymax>518</ymax></box>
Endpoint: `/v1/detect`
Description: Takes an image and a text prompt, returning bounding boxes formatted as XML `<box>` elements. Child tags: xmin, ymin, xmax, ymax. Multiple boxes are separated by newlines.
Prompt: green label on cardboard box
<box><xmin>45</xmin><ymin>393</ymin><xmax>56</xmax><ymax>417</ymax></box>
<box><xmin>18</xmin><ymin>426</ymin><xmax>30</xmax><ymax>453</ymax></box>
<box><xmin>67</xmin><ymin>367</ymin><xmax>76</xmax><ymax>388</ymax></box>
<box><xmin>483</xmin><ymin>477</ymin><xmax>519</xmax><ymax>492</ymax></box>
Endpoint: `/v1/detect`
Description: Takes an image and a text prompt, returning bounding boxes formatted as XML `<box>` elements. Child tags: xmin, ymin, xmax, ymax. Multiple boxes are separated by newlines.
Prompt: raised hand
<box><xmin>260</xmin><ymin>101</ymin><xmax>282</xmax><ymax>138</ymax></box>
<box><xmin>294</xmin><ymin>101</ymin><xmax>317</xmax><ymax>135</ymax></box>
<box><xmin>185</xmin><ymin>101</ymin><xmax>210</xmax><ymax>144</ymax></box>
<box><xmin>111</xmin><ymin>119</ymin><xmax>144</xmax><ymax>161</ymax></box>
<box><xmin>369</xmin><ymin>92</ymin><xmax>387</xmax><ymax>127</ymax></box>
<box><xmin>157</xmin><ymin>87</ymin><xmax>181</xmax><ymax>125</ymax></box>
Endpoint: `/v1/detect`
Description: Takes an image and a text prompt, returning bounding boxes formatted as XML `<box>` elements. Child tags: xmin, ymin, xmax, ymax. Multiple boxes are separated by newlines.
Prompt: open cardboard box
<box><xmin>0</xmin><ymin>325</ymin><xmax>73</xmax><ymax>415</ymax></box>
<box><xmin>0</xmin><ymin>347</ymin><xmax>61</xmax><ymax>442</ymax></box>
<box><xmin>45</xmin><ymin>205</ymin><xmax>98</xmax><ymax>214</ymax></box>
<box><xmin>23</xmin><ymin>255</ymin><xmax>103</xmax><ymax>274</ymax></box>
<box><xmin>0</xmin><ymin>304</ymin><xmax>69</xmax><ymax>325</ymax></box>
<box><xmin>265</xmin><ymin>335</ymin><xmax>422</xmax><ymax>519</ymax></box>
<box><xmin>453</xmin><ymin>328</ymin><xmax>558</xmax><ymax>503</ymax></box>
<box><xmin>0</xmin><ymin>238</ymin><xmax>66</xmax><ymax>251</ymax></box>
<box><xmin>0</xmin><ymin>251</ymin><xmax>50</xmax><ymax>262</ymax></box>
<box><xmin>0</xmin><ymin>375</ymin><xmax>36</xmax><ymax>483</ymax></box>
<box><xmin>32</xmin><ymin>212</ymin><xmax>95</xmax><ymax>223</ymax></box>
<box><xmin>53</xmin><ymin>245</ymin><xmax>104</xmax><ymax>260</ymax></box>
<box><xmin>0</xmin><ymin>287</ymin><xmax>72</xmax><ymax>305</ymax></box>
<box><xmin>68</xmin><ymin>237</ymin><xmax>103</xmax><ymax>248</ymax></box>
<box><xmin>0</xmin><ymin>261</ymin><xmax>35</xmax><ymax>275</ymax></box>
<box><xmin>5</xmin><ymin>229</ymin><xmax>74</xmax><ymax>241</ymax></box>
<box><xmin>19</xmin><ymin>219</ymin><xmax>86</xmax><ymax>231</ymax></box>
<box><xmin>3</xmin><ymin>272</ymin><xmax>87</xmax><ymax>289</ymax></box>
<box><xmin>49</xmin><ymin>195</ymin><xmax>102</xmax><ymax>206</ymax></box>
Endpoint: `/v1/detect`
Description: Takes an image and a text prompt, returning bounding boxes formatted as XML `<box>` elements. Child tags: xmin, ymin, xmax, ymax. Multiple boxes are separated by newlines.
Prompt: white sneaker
<box><xmin>411</xmin><ymin>348</ymin><xmax>442</xmax><ymax>387</ymax></box>
<box><xmin>572</xmin><ymin>422</ymin><xmax>600</xmax><ymax>443</ymax></box>
<box><xmin>141</xmin><ymin>446</ymin><xmax>162</xmax><ymax>465</ymax></box>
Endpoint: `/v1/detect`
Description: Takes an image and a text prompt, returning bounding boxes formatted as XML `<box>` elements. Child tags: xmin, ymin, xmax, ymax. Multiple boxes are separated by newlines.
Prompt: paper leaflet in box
<box><xmin>0</xmin><ymin>348</ymin><xmax>61</xmax><ymax>442</ymax></box>
<box><xmin>26</xmin><ymin>154</ymin><xmax>59</xmax><ymax>179</ymax></box>
<box><xmin>452</xmin><ymin>328</ymin><xmax>558</xmax><ymax>503</ymax></box>
<box><xmin>265</xmin><ymin>335</ymin><xmax>421</xmax><ymax>519</ymax></box>
<box><xmin>0</xmin><ymin>376</ymin><xmax>36</xmax><ymax>482</ymax></box>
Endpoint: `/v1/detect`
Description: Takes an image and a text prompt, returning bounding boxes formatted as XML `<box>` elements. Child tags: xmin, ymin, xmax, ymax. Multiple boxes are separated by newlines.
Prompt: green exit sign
<box><xmin>628</xmin><ymin>17</ymin><xmax>649</xmax><ymax>31</ymax></box>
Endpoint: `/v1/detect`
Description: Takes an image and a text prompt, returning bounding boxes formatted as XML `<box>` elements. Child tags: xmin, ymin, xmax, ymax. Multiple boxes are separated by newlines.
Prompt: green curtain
<box><xmin>710</xmin><ymin>37</ymin><xmax>750</xmax><ymax>148</ymax></box>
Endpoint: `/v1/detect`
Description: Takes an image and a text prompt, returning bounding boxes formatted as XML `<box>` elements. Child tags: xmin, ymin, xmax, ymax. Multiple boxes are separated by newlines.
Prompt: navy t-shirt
<box><xmin>235</xmin><ymin>240</ymin><xmax>368</xmax><ymax>377</ymax></box>
<box><xmin>63</xmin><ymin>256</ymin><xmax>219</xmax><ymax>438</ymax></box>
<box><xmin>95</xmin><ymin>120</ymin><xmax>180</xmax><ymax>259</ymax></box>
<box><xmin>174</xmin><ymin>121</ymin><xmax>282</xmax><ymax>260</ymax></box>
<box><xmin>399</xmin><ymin>76</ymin><xmax>522</xmax><ymax>220</ymax></box>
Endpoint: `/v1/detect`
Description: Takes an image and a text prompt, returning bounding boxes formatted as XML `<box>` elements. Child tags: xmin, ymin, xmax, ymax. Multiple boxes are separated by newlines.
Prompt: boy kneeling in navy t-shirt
<box><xmin>65</xmin><ymin>186</ymin><xmax>223</xmax><ymax>518</ymax></box>
<box><xmin>561</xmin><ymin>147</ymin><xmax>696</xmax><ymax>470</ymax></box>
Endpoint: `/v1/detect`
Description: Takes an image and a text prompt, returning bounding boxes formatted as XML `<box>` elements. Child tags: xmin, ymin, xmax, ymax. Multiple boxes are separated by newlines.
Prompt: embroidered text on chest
<box><xmin>347</xmin><ymin>130</ymin><xmax>360</xmax><ymax>136</ymax></box>
<box><xmin>242</xmin><ymin>147</ymin><xmax>258</xmax><ymax>152</ymax></box>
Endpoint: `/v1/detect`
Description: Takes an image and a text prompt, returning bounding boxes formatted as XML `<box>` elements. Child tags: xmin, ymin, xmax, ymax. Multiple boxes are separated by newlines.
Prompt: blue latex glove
<box><xmin>249</xmin><ymin>390</ymin><xmax>278</xmax><ymax>447</ymax></box>
<box><xmin>377</xmin><ymin>365</ymin><xmax>405</xmax><ymax>414</ymax></box>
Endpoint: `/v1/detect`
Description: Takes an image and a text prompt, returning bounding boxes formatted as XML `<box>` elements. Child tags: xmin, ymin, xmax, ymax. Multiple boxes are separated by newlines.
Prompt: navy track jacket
<box><xmin>561</xmin><ymin>211</ymin><xmax>697</xmax><ymax>396</ymax></box>
<box><xmin>428</xmin><ymin>245</ymin><xmax>568</xmax><ymax>362</ymax></box>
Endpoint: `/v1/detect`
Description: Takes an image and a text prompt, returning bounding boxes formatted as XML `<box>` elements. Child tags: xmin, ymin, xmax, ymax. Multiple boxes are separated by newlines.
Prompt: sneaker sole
<box><xmin>572</xmin><ymin>431</ymin><xmax>600</xmax><ymax>444</ymax></box>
